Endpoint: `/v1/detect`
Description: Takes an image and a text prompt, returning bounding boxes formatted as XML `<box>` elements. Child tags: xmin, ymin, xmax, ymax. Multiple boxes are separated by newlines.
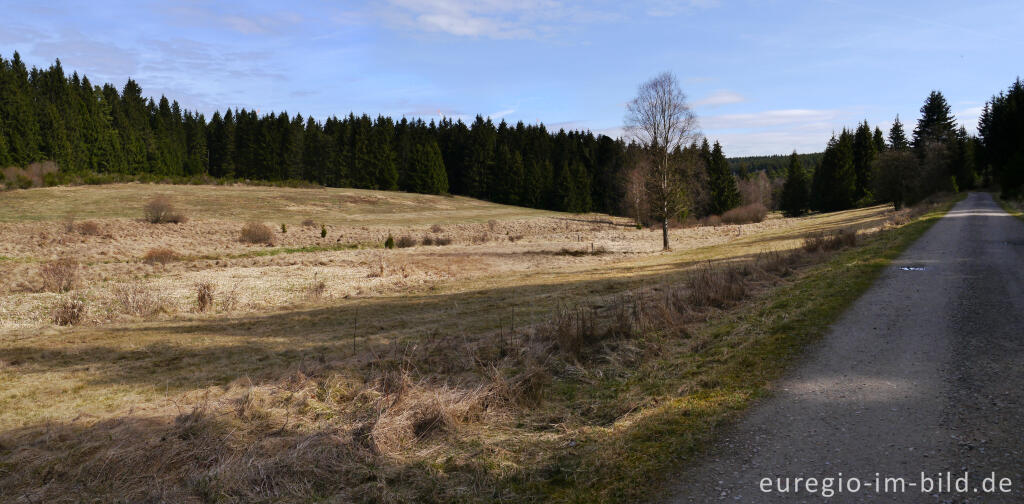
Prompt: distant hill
<box><xmin>728</xmin><ymin>152</ymin><xmax>823</xmax><ymax>178</ymax></box>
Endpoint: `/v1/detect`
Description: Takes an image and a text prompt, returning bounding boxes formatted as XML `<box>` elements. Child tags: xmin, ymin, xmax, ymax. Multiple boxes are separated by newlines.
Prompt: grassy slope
<box><xmin>996</xmin><ymin>195</ymin><xmax>1024</xmax><ymax>222</ymax></box>
<box><xmin>0</xmin><ymin>183</ymin><xmax>557</xmax><ymax>225</ymax></box>
<box><xmin>536</xmin><ymin>196</ymin><xmax>962</xmax><ymax>502</ymax></box>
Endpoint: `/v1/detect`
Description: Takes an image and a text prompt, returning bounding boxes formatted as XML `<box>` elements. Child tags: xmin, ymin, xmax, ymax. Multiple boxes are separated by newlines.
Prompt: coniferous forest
<box><xmin>2</xmin><ymin>52</ymin><xmax>1022</xmax><ymax>219</ymax></box>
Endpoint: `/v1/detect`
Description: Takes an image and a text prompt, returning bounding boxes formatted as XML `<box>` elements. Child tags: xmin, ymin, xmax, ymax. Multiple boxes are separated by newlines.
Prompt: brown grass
<box><xmin>39</xmin><ymin>257</ymin><xmax>80</xmax><ymax>292</ymax></box>
<box><xmin>143</xmin><ymin>195</ymin><xmax>187</xmax><ymax>224</ymax></box>
<box><xmin>687</xmin><ymin>262</ymin><xmax>748</xmax><ymax>308</ymax></box>
<box><xmin>195</xmin><ymin>281</ymin><xmax>215</xmax><ymax>312</ymax></box>
<box><xmin>112</xmin><ymin>282</ymin><xmax>163</xmax><ymax>317</ymax></box>
<box><xmin>721</xmin><ymin>203</ymin><xmax>768</xmax><ymax>225</ymax></box>
<box><xmin>803</xmin><ymin>229</ymin><xmax>857</xmax><ymax>252</ymax></box>
<box><xmin>51</xmin><ymin>295</ymin><xmax>86</xmax><ymax>325</ymax></box>
<box><xmin>75</xmin><ymin>220</ymin><xmax>102</xmax><ymax>235</ymax></box>
<box><xmin>239</xmin><ymin>222</ymin><xmax>275</xmax><ymax>245</ymax></box>
<box><xmin>142</xmin><ymin>247</ymin><xmax>180</xmax><ymax>264</ymax></box>
<box><xmin>301</xmin><ymin>218</ymin><xmax>317</xmax><ymax>227</ymax></box>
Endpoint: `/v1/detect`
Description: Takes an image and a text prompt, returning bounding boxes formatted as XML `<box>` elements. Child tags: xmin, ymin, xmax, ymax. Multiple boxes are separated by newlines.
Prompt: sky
<box><xmin>1</xmin><ymin>0</ymin><xmax>1021</xmax><ymax>156</ymax></box>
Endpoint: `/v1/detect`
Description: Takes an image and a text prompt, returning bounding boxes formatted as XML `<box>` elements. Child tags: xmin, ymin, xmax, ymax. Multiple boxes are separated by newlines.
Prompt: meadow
<box><xmin>0</xmin><ymin>183</ymin><xmax>951</xmax><ymax>502</ymax></box>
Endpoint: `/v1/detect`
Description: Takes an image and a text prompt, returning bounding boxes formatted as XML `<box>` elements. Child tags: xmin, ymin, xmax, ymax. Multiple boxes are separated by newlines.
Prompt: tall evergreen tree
<box><xmin>872</xmin><ymin>127</ymin><xmax>886</xmax><ymax>154</ymax></box>
<box><xmin>780</xmin><ymin>151</ymin><xmax>809</xmax><ymax>216</ymax></box>
<box><xmin>852</xmin><ymin>120</ymin><xmax>877</xmax><ymax>201</ymax></box>
<box><xmin>913</xmin><ymin>91</ymin><xmax>957</xmax><ymax>150</ymax></box>
<box><xmin>707</xmin><ymin>141</ymin><xmax>740</xmax><ymax>214</ymax></box>
<box><xmin>889</xmin><ymin>115</ymin><xmax>909</xmax><ymax>151</ymax></box>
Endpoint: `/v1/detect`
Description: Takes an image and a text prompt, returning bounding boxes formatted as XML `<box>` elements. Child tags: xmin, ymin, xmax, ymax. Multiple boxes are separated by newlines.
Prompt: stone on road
<box><xmin>662</xmin><ymin>192</ymin><xmax>1024</xmax><ymax>503</ymax></box>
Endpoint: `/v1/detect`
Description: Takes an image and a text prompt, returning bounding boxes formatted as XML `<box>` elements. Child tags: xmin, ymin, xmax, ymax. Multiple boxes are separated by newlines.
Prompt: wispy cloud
<box><xmin>701</xmin><ymin>109</ymin><xmax>841</xmax><ymax>130</ymax></box>
<box><xmin>694</xmin><ymin>90</ymin><xmax>745</xmax><ymax>107</ymax></box>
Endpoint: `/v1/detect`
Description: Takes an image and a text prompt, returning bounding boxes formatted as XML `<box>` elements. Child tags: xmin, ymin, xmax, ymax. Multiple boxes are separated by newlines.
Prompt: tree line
<box><xmin>778</xmin><ymin>83</ymin><xmax>1024</xmax><ymax>216</ymax></box>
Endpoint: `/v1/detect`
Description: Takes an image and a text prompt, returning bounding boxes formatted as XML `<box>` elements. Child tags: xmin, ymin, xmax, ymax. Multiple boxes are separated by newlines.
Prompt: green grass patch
<box><xmin>521</xmin><ymin>198</ymin><xmax>959</xmax><ymax>503</ymax></box>
<box><xmin>996</xmin><ymin>195</ymin><xmax>1024</xmax><ymax>223</ymax></box>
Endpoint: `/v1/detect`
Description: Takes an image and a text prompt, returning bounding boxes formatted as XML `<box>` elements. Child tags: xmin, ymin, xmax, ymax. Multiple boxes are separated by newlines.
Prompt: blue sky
<box><xmin>2</xmin><ymin>0</ymin><xmax>1020</xmax><ymax>155</ymax></box>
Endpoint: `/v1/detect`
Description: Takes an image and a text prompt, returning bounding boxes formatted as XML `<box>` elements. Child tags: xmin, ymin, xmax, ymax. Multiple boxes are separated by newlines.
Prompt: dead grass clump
<box><xmin>367</xmin><ymin>252</ymin><xmax>386</xmax><ymax>278</ymax></box>
<box><xmin>756</xmin><ymin>249</ymin><xmax>801</xmax><ymax>277</ymax></box>
<box><xmin>687</xmin><ymin>263</ymin><xmax>747</xmax><ymax>308</ymax></box>
<box><xmin>803</xmin><ymin>229</ymin><xmax>857</xmax><ymax>252</ymax></box>
<box><xmin>395</xmin><ymin>235</ymin><xmax>417</xmax><ymax>248</ymax></box>
<box><xmin>486</xmin><ymin>365</ymin><xmax>551</xmax><ymax>407</ymax></box>
<box><xmin>302</xmin><ymin>218</ymin><xmax>317</xmax><ymax>227</ymax></box>
<box><xmin>555</xmin><ymin>245</ymin><xmax>608</xmax><ymax>256</ymax></box>
<box><xmin>75</xmin><ymin>220</ymin><xmax>102</xmax><ymax>235</ymax></box>
<box><xmin>433</xmin><ymin>236</ymin><xmax>452</xmax><ymax>246</ymax></box>
<box><xmin>487</xmin><ymin>219</ymin><xmax>498</xmax><ymax>231</ymax></box>
<box><xmin>430</xmin><ymin>223</ymin><xmax>444</xmax><ymax>233</ymax></box>
<box><xmin>239</xmin><ymin>222</ymin><xmax>274</xmax><ymax>245</ymax></box>
<box><xmin>40</xmin><ymin>257</ymin><xmax>80</xmax><ymax>292</ymax></box>
<box><xmin>508</xmin><ymin>234</ymin><xmax>524</xmax><ymax>242</ymax></box>
<box><xmin>112</xmin><ymin>281</ymin><xmax>162</xmax><ymax>317</ymax></box>
<box><xmin>52</xmin><ymin>295</ymin><xmax>86</xmax><ymax>325</ymax></box>
<box><xmin>144</xmin><ymin>195</ymin><xmax>187</xmax><ymax>224</ymax></box>
<box><xmin>471</xmin><ymin>233</ymin><xmax>490</xmax><ymax>244</ymax></box>
<box><xmin>143</xmin><ymin>247</ymin><xmax>180</xmax><ymax>264</ymax></box>
<box><xmin>721</xmin><ymin>203</ymin><xmax>768</xmax><ymax>225</ymax></box>
<box><xmin>549</xmin><ymin>306</ymin><xmax>599</xmax><ymax>358</ymax></box>
<box><xmin>305</xmin><ymin>273</ymin><xmax>327</xmax><ymax>300</ymax></box>
<box><xmin>370</xmin><ymin>380</ymin><xmax>484</xmax><ymax>455</ymax></box>
<box><xmin>195</xmin><ymin>281</ymin><xmax>215</xmax><ymax>312</ymax></box>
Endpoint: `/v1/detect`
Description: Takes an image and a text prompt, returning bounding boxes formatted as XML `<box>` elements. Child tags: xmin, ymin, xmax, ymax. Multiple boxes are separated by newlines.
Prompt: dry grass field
<box><xmin>0</xmin><ymin>183</ymin><xmax>954</xmax><ymax>503</ymax></box>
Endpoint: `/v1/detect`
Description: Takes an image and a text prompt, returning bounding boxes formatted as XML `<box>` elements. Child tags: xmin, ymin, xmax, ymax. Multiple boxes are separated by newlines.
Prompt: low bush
<box><xmin>687</xmin><ymin>263</ymin><xmax>747</xmax><ymax>308</ymax></box>
<box><xmin>721</xmin><ymin>203</ymin><xmax>768</xmax><ymax>225</ymax></box>
<box><xmin>396</xmin><ymin>235</ymin><xmax>417</xmax><ymax>248</ymax></box>
<box><xmin>195</xmin><ymin>281</ymin><xmax>215</xmax><ymax>312</ymax></box>
<box><xmin>113</xmin><ymin>282</ymin><xmax>162</xmax><ymax>317</ymax></box>
<box><xmin>384</xmin><ymin>234</ymin><xmax>395</xmax><ymax>249</ymax></box>
<box><xmin>52</xmin><ymin>296</ymin><xmax>86</xmax><ymax>326</ymax></box>
<box><xmin>143</xmin><ymin>247</ymin><xmax>180</xmax><ymax>264</ymax></box>
<box><xmin>240</xmin><ymin>222</ymin><xmax>274</xmax><ymax>245</ymax></box>
<box><xmin>803</xmin><ymin>229</ymin><xmax>857</xmax><ymax>253</ymax></box>
<box><xmin>75</xmin><ymin>221</ymin><xmax>101</xmax><ymax>236</ymax></box>
<box><xmin>40</xmin><ymin>257</ymin><xmax>79</xmax><ymax>292</ymax></box>
<box><xmin>144</xmin><ymin>195</ymin><xmax>187</xmax><ymax>224</ymax></box>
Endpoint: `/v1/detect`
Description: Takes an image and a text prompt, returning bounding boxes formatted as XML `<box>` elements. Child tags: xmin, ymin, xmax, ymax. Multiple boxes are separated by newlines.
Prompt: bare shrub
<box><xmin>471</xmin><ymin>233</ymin><xmax>489</xmax><ymax>244</ymax></box>
<box><xmin>549</xmin><ymin>306</ymin><xmax>598</xmax><ymax>358</ymax></box>
<box><xmin>508</xmin><ymin>234</ymin><xmax>524</xmax><ymax>242</ymax></box>
<box><xmin>555</xmin><ymin>245</ymin><xmax>607</xmax><ymax>257</ymax></box>
<box><xmin>395</xmin><ymin>235</ymin><xmax>417</xmax><ymax>248</ymax></box>
<box><xmin>239</xmin><ymin>222</ymin><xmax>274</xmax><ymax>245</ymax></box>
<box><xmin>720</xmin><ymin>203</ymin><xmax>768</xmax><ymax>225</ymax></box>
<box><xmin>144</xmin><ymin>195</ymin><xmax>187</xmax><ymax>224</ymax></box>
<box><xmin>421</xmin><ymin>235</ymin><xmax>434</xmax><ymax>246</ymax></box>
<box><xmin>487</xmin><ymin>219</ymin><xmax>498</xmax><ymax>231</ymax></box>
<box><xmin>756</xmin><ymin>249</ymin><xmax>800</xmax><ymax>277</ymax></box>
<box><xmin>687</xmin><ymin>263</ymin><xmax>747</xmax><ymax>308</ymax></box>
<box><xmin>430</xmin><ymin>224</ymin><xmax>444</xmax><ymax>233</ymax></box>
<box><xmin>195</xmin><ymin>282</ymin><xmax>215</xmax><ymax>312</ymax></box>
<box><xmin>433</xmin><ymin>236</ymin><xmax>452</xmax><ymax>246</ymax></box>
<box><xmin>143</xmin><ymin>247</ymin><xmax>180</xmax><ymax>264</ymax></box>
<box><xmin>700</xmin><ymin>215</ymin><xmax>722</xmax><ymax>227</ymax></box>
<box><xmin>40</xmin><ymin>257</ymin><xmax>79</xmax><ymax>292</ymax></box>
<box><xmin>75</xmin><ymin>221</ymin><xmax>101</xmax><ymax>235</ymax></box>
<box><xmin>803</xmin><ymin>229</ymin><xmax>857</xmax><ymax>253</ymax></box>
<box><xmin>113</xmin><ymin>282</ymin><xmax>161</xmax><ymax>317</ymax></box>
<box><xmin>305</xmin><ymin>273</ymin><xmax>327</xmax><ymax>301</ymax></box>
<box><xmin>367</xmin><ymin>252</ymin><xmax>386</xmax><ymax>278</ymax></box>
<box><xmin>62</xmin><ymin>214</ymin><xmax>75</xmax><ymax>233</ymax></box>
<box><xmin>52</xmin><ymin>296</ymin><xmax>86</xmax><ymax>326</ymax></box>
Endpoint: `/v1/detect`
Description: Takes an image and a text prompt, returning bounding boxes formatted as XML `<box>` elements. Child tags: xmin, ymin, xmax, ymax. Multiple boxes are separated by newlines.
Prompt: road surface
<box><xmin>662</xmin><ymin>192</ymin><xmax>1024</xmax><ymax>503</ymax></box>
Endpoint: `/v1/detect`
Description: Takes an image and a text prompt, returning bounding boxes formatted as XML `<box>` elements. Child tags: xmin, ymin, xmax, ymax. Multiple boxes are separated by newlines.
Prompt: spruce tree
<box><xmin>780</xmin><ymin>151</ymin><xmax>809</xmax><ymax>217</ymax></box>
<box><xmin>852</xmin><ymin>121</ymin><xmax>877</xmax><ymax>202</ymax></box>
<box><xmin>707</xmin><ymin>141</ymin><xmax>740</xmax><ymax>215</ymax></box>
<box><xmin>888</xmin><ymin>115</ymin><xmax>909</xmax><ymax>151</ymax></box>
<box><xmin>872</xmin><ymin>127</ymin><xmax>886</xmax><ymax>153</ymax></box>
<box><xmin>912</xmin><ymin>91</ymin><xmax>957</xmax><ymax>150</ymax></box>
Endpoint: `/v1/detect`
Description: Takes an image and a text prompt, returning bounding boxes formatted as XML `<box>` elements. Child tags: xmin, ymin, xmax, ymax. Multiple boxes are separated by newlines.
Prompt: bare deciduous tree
<box><xmin>625</xmin><ymin>71</ymin><xmax>699</xmax><ymax>250</ymax></box>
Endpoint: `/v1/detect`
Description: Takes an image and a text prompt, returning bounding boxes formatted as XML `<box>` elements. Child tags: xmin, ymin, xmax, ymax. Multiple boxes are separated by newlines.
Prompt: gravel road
<box><xmin>662</xmin><ymin>192</ymin><xmax>1024</xmax><ymax>503</ymax></box>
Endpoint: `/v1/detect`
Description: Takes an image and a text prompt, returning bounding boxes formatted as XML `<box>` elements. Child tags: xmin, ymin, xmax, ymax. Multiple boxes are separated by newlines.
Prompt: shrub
<box><xmin>40</xmin><ymin>257</ymin><xmax>79</xmax><ymax>292</ymax></box>
<box><xmin>306</xmin><ymin>277</ymin><xmax>327</xmax><ymax>300</ymax></box>
<box><xmin>320</xmin><ymin>225</ymin><xmax>327</xmax><ymax>238</ymax></box>
<box><xmin>384</xmin><ymin>234</ymin><xmax>395</xmax><ymax>249</ymax></box>
<box><xmin>421</xmin><ymin>235</ymin><xmax>434</xmax><ymax>246</ymax></box>
<box><xmin>720</xmin><ymin>203</ymin><xmax>768</xmax><ymax>225</ymax></box>
<box><xmin>75</xmin><ymin>221</ymin><xmax>101</xmax><ymax>236</ymax></box>
<box><xmin>396</xmin><ymin>235</ymin><xmax>417</xmax><ymax>248</ymax></box>
<box><xmin>113</xmin><ymin>282</ymin><xmax>161</xmax><ymax>317</ymax></box>
<box><xmin>240</xmin><ymin>222</ymin><xmax>274</xmax><ymax>245</ymax></box>
<box><xmin>195</xmin><ymin>282</ymin><xmax>215</xmax><ymax>312</ymax></box>
<box><xmin>302</xmin><ymin>218</ymin><xmax>317</xmax><ymax>227</ymax></box>
<box><xmin>430</xmin><ymin>224</ymin><xmax>444</xmax><ymax>233</ymax></box>
<box><xmin>144</xmin><ymin>195</ymin><xmax>187</xmax><ymax>224</ymax></box>
<box><xmin>143</xmin><ymin>247</ymin><xmax>180</xmax><ymax>264</ymax></box>
<box><xmin>52</xmin><ymin>296</ymin><xmax>86</xmax><ymax>326</ymax></box>
<box><xmin>687</xmin><ymin>264</ymin><xmax>747</xmax><ymax>308</ymax></box>
<box><xmin>280</xmin><ymin>223</ymin><xmax>287</xmax><ymax>234</ymax></box>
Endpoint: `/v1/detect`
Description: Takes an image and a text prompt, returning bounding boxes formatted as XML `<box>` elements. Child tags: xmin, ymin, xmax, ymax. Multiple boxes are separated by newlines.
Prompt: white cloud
<box><xmin>694</xmin><ymin>90</ymin><xmax>745</xmax><ymax>107</ymax></box>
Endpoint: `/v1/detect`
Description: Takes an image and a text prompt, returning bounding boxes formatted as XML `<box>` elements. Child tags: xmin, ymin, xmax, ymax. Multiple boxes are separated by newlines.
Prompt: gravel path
<box><xmin>661</xmin><ymin>192</ymin><xmax>1024</xmax><ymax>503</ymax></box>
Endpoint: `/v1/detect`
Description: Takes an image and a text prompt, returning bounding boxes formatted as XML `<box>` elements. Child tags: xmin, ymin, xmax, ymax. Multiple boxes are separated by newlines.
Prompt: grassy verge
<box><xmin>528</xmin><ymin>197</ymin><xmax>959</xmax><ymax>502</ymax></box>
<box><xmin>996</xmin><ymin>195</ymin><xmax>1024</xmax><ymax>222</ymax></box>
